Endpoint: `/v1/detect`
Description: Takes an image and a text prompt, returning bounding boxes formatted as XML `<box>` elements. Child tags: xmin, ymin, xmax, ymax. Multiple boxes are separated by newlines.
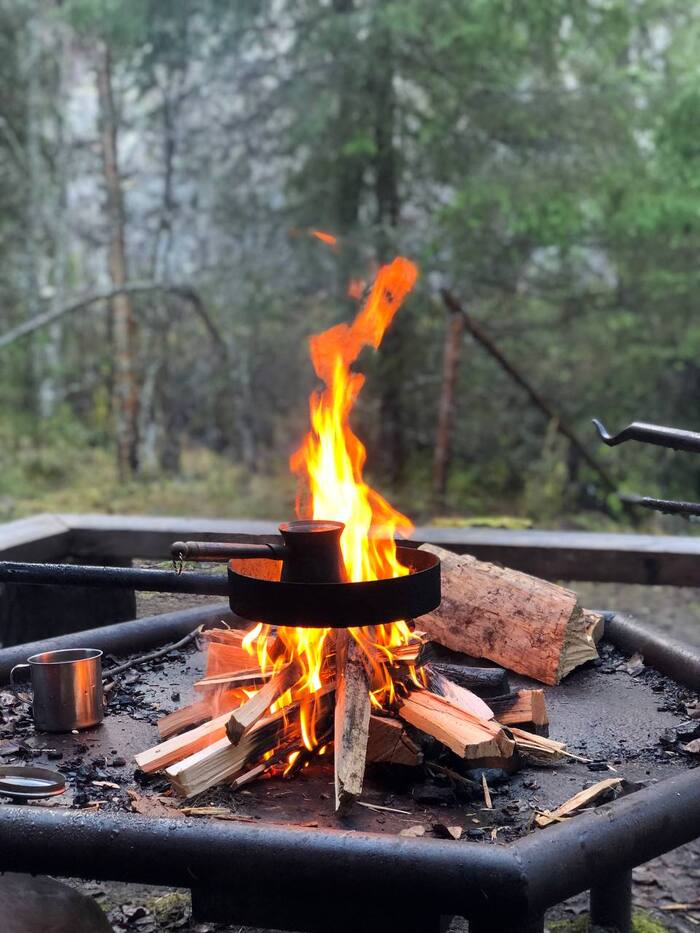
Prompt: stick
<box><xmin>422</xmin><ymin>661</ymin><xmax>510</xmax><ymax>697</ymax></box>
<box><xmin>334</xmin><ymin>632</ymin><xmax>372</xmax><ymax>814</ymax></box>
<box><xmin>104</xmin><ymin>626</ymin><xmax>202</xmax><ymax>680</ymax></box>
<box><xmin>225</xmin><ymin>660</ymin><xmax>302</xmax><ymax>745</ymax></box>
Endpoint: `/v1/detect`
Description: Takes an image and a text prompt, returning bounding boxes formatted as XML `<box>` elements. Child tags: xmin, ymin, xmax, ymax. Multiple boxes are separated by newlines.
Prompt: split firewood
<box><xmin>168</xmin><ymin>689</ymin><xmax>335</xmax><ymax>797</ymax></box>
<box><xmin>226</xmin><ymin>659</ymin><xmax>303</xmax><ymax>744</ymax></box>
<box><xmin>489</xmin><ymin>689</ymin><xmax>548</xmax><ymax>735</ymax></box>
<box><xmin>168</xmin><ymin>707</ymin><xmax>295</xmax><ymax>797</ymax></box>
<box><xmin>508</xmin><ymin>726</ymin><xmax>568</xmax><ymax>764</ymax></box>
<box><xmin>399</xmin><ymin>690</ymin><xmax>514</xmax><ymax>760</ymax></box>
<box><xmin>137</xmin><ymin>707</ymin><xmax>241</xmax><ymax>773</ymax></box>
<box><xmin>366</xmin><ymin>715</ymin><xmax>422</xmax><ymax>767</ymax></box>
<box><xmin>424</xmin><ymin>667</ymin><xmax>494</xmax><ymax>720</ymax></box>
<box><xmin>334</xmin><ymin>631</ymin><xmax>372</xmax><ymax>814</ymax></box>
<box><xmin>418</xmin><ymin>544</ymin><xmax>599</xmax><ymax>685</ymax></box>
<box><xmin>158</xmin><ymin>699</ymin><xmax>211</xmax><ymax>739</ymax></box>
<box><xmin>422</xmin><ymin>659</ymin><xmax>510</xmax><ymax>697</ymax></box>
<box><xmin>205</xmin><ymin>640</ymin><xmax>255</xmax><ymax>677</ymax></box>
<box><xmin>535</xmin><ymin>777</ymin><xmax>623</xmax><ymax>828</ymax></box>
<box><xmin>194</xmin><ymin>668</ymin><xmax>271</xmax><ymax>691</ymax></box>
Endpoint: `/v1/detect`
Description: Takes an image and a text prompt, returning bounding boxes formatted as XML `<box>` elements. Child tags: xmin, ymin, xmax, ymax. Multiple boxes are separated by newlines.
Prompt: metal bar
<box><xmin>590</xmin><ymin>870</ymin><xmax>632</xmax><ymax>933</ymax></box>
<box><xmin>513</xmin><ymin>769</ymin><xmax>700</xmax><ymax>914</ymax></box>
<box><xmin>0</xmin><ymin>805</ymin><xmax>524</xmax><ymax>921</ymax></box>
<box><xmin>620</xmin><ymin>494</ymin><xmax>700</xmax><ymax>518</ymax></box>
<box><xmin>605</xmin><ymin>612</ymin><xmax>700</xmax><ymax>691</ymax></box>
<box><xmin>0</xmin><ymin>769</ymin><xmax>697</xmax><ymax>923</ymax></box>
<box><xmin>593</xmin><ymin>418</ymin><xmax>700</xmax><ymax>454</ymax></box>
<box><xmin>0</xmin><ymin>561</ymin><xmax>231</xmax><ymax>596</ymax></box>
<box><xmin>0</xmin><ymin>602</ymin><xmax>239</xmax><ymax>682</ymax></box>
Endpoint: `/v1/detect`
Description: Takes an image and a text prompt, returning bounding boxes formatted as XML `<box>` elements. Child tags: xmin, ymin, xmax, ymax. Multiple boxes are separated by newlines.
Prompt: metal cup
<box><xmin>10</xmin><ymin>648</ymin><xmax>104</xmax><ymax>732</ymax></box>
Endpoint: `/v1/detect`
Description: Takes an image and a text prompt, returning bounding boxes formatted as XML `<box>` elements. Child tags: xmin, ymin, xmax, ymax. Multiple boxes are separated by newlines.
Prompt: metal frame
<box><xmin>0</xmin><ymin>606</ymin><xmax>697</xmax><ymax>932</ymax></box>
<box><xmin>0</xmin><ymin>514</ymin><xmax>699</xmax><ymax>931</ymax></box>
<box><xmin>0</xmin><ymin>768</ymin><xmax>696</xmax><ymax>932</ymax></box>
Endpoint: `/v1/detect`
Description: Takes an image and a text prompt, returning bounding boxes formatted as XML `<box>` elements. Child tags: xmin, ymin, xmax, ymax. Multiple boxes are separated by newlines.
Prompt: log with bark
<box><xmin>418</xmin><ymin>544</ymin><xmax>599</xmax><ymax>684</ymax></box>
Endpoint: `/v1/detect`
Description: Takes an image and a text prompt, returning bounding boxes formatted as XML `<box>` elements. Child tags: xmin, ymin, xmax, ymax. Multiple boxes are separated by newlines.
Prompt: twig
<box><xmin>103</xmin><ymin>626</ymin><xmax>203</xmax><ymax>681</ymax></box>
<box><xmin>356</xmin><ymin>801</ymin><xmax>412</xmax><ymax>815</ymax></box>
<box><xmin>482</xmin><ymin>773</ymin><xmax>493</xmax><ymax>809</ymax></box>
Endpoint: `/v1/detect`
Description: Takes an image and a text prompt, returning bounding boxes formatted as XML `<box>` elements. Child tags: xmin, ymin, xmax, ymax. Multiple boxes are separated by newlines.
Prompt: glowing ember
<box><xmin>242</xmin><ymin>255</ymin><xmax>422</xmax><ymax>756</ymax></box>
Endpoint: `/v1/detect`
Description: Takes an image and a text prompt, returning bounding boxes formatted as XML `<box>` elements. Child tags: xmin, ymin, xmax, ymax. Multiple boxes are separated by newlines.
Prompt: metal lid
<box><xmin>0</xmin><ymin>766</ymin><xmax>66</xmax><ymax>800</ymax></box>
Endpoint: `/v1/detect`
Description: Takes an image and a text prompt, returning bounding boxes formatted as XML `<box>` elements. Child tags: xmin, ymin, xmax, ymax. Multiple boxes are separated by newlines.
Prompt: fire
<box><xmin>243</xmin><ymin>256</ymin><xmax>421</xmax><ymax>755</ymax></box>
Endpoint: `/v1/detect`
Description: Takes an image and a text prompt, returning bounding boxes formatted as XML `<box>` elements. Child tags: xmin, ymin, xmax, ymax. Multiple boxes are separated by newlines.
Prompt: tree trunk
<box><xmin>96</xmin><ymin>43</ymin><xmax>139</xmax><ymax>478</ymax></box>
<box><xmin>433</xmin><ymin>307</ymin><xmax>466</xmax><ymax>505</ymax></box>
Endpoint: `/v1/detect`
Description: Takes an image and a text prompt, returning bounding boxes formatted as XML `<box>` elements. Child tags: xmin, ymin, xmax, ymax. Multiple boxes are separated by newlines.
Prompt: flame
<box><xmin>244</xmin><ymin>256</ymin><xmax>421</xmax><ymax>754</ymax></box>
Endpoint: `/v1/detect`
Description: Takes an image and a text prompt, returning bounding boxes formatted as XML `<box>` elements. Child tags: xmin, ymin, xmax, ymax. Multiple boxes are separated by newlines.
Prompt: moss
<box><xmin>151</xmin><ymin>891</ymin><xmax>190</xmax><ymax>924</ymax></box>
<box><xmin>547</xmin><ymin>912</ymin><xmax>668</xmax><ymax>932</ymax></box>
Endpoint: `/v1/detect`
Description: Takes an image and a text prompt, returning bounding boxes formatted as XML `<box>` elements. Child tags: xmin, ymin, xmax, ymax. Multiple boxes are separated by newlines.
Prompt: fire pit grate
<box><xmin>0</xmin><ymin>602</ymin><xmax>697</xmax><ymax>933</ymax></box>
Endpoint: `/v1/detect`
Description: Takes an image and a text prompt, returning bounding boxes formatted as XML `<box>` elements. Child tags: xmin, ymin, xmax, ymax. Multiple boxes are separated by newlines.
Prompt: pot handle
<box><xmin>9</xmin><ymin>663</ymin><xmax>30</xmax><ymax>686</ymax></box>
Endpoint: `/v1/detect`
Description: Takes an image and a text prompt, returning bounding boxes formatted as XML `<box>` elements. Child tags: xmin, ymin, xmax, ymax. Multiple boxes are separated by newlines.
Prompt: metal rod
<box><xmin>604</xmin><ymin>612</ymin><xmax>700</xmax><ymax>691</ymax></box>
<box><xmin>593</xmin><ymin>418</ymin><xmax>700</xmax><ymax>454</ymax></box>
<box><xmin>0</xmin><ymin>603</ymin><xmax>239</xmax><ymax>682</ymax></box>
<box><xmin>0</xmin><ymin>561</ymin><xmax>231</xmax><ymax>596</ymax></box>
<box><xmin>590</xmin><ymin>870</ymin><xmax>632</xmax><ymax>933</ymax></box>
<box><xmin>620</xmin><ymin>494</ymin><xmax>700</xmax><ymax>518</ymax></box>
<box><xmin>171</xmin><ymin>540</ymin><xmax>287</xmax><ymax>562</ymax></box>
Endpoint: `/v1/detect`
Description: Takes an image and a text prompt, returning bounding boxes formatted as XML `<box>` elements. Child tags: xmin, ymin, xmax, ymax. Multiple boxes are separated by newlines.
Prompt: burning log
<box><xmin>366</xmin><ymin>715</ymin><xmax>422</xmax><ymax>767</ymax></box>
<box><xmin>205</xmin><ymin>640</ymin><xmax>254</xmax><ymax>677</ymax></box>
<box><xmin>489</xmin><ymin>689</ymin><xmax>549</xmax><ymax>734</ymax></box>
<box><xmin>334</xmin><ymin>632</ymin><xmax>372</xmax><ymax>814</ymax></box>
<box><xmin>194</xmin><ymin>669</ymin><xmax>271</xmax><ymax>691</ymax></box>
<box><xmin>167</xmin><ymin>688</ymin><xmax>335</xmax><ymax>797</ymax></box>
<box><xmin>168</xmin><ymin>707</ymin><xmax>298</xmax><ymax>797</ymax></box>
<box><xmin>418</xmin><ymin>544</ymin><xmax>599</xmax><ymax>685</ymax></box>
<box><xmin>226</xmin><ymin>659</ymin><xmax>303</xmax><ymax>744</ymax></box>
<box><xmin>399</xmin><ymin>690</ymin><xmax>514</xmax><ymax>761</ymax></box>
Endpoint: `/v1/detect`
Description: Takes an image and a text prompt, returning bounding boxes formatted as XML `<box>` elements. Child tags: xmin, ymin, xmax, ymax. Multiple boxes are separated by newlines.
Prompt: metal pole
<box><xmin>590</xmin><ymin>870</ymin><xmax>632</xmax><ymax>933</ymax></box>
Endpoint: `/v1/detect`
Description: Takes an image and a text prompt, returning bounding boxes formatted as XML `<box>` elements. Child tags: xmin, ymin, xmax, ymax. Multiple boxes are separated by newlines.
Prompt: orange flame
<box><xmin>244</xmin><ymin>256</ymin><xmax>421</xmax><ymax>751</ymax></box>
<box><xmin>311</xmin><ymin>229</ymin><xmax>338</xmax><ymax>247</ymax></box>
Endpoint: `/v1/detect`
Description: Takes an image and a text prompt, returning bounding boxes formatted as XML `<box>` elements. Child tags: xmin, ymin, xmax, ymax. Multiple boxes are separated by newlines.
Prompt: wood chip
<box><xmin>535</xmin><ymin>778</ymin><xmax>623</xmax><ymax>828</ymax></box>
<box><xmin>356</xmin><ymin>801</ymin><xmax>412</xmax><ymax>815</ymax></box>
<box><xmin>399</xmin><ymin>824</ymin><xmax>426</xmax><ymax>837</ymax></box>
<box><xmin>481</xmin><ymin>773</ymin><xmax>493</xmax><ymax>809</ymax></box>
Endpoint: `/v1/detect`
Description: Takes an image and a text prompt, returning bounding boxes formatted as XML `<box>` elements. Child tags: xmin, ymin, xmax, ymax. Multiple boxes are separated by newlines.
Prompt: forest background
<box><xmin>2</xmin><ymin>0</ymin><xmax>699</xmax><ymax>532</ymax></box>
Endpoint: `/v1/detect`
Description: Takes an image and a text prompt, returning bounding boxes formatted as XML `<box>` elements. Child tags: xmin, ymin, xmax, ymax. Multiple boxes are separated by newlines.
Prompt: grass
<box><xmin>548</xmin><ymin>911</ymin><xmax>668</xmax><ymax>932</ymax></box>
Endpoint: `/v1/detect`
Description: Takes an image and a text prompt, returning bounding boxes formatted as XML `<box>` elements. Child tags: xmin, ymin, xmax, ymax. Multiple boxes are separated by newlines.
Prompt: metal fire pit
<box><xmin>0</xmin><ymin>602</ymin><xmax>697</xmax><ymax>933</ymax></box>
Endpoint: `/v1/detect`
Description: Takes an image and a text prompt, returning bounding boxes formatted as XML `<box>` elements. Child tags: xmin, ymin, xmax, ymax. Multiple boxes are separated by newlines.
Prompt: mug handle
<box><xmin>9</xmin><ymin>663</ymin><xmax>30</xmax><ymax>686</ymax></box>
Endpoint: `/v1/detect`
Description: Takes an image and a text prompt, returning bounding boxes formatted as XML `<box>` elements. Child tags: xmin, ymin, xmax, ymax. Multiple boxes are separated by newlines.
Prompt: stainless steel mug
<box><xmin>10</xmin><ymin>648</ymin><xmax>104</xmax><ymax>732</ymax></box>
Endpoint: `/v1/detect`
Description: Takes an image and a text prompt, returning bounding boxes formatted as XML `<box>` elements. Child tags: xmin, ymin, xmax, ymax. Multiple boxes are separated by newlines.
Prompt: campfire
<box><xmin>135</xmin><ymin>255</ymin><xmax>603</xmax><ymax>812</ymax></box>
